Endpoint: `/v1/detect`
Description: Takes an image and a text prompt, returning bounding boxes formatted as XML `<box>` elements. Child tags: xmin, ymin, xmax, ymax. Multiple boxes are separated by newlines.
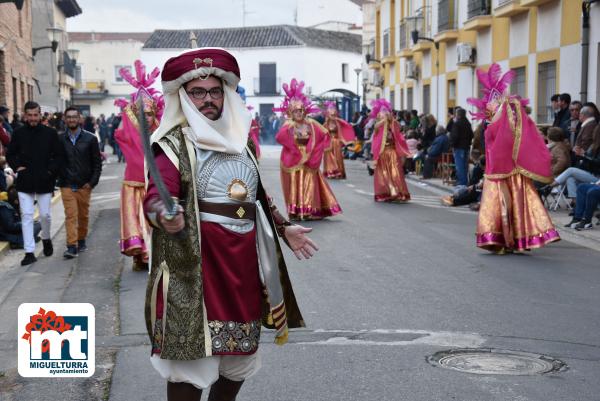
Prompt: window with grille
<box><xmin>510</xmin><ymin>66</ymin><xmax>526</xmax><ymax>99</ymax></box>
<box><xmin>537</xmin><ymin>61</ymin><xmax>556</xmax><ymax>123</ymax></box>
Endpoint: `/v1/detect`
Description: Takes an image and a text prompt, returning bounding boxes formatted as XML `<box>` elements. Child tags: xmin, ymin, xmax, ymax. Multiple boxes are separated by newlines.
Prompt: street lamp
<box><xmin>354</xmin><ymin>67</ymin><xmax>361</xmax><ymax>109</ymax></box>
<box><xmin>32</xmin><ymin>26</ymin><xmax>63</xmax><ymax>57</ymax></box>
<box><xmin>407</xmin><ymin>14</ymin><xmax>439</xmax><ymax>120</ymax></box>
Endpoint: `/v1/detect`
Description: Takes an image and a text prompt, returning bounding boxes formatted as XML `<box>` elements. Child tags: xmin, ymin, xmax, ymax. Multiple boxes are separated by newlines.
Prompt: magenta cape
<box><xmin>485</xmin><ymin>100</ymin><xmax>552</xmax><ymax>182</ymax></box>
<box><xmin>325</xmin><ymin>117</ymin><xmax>356</xmax><ymax>146</ymax></box>
<box><xmin>276</xmin><ymin>119</ymin><xmax>328</xmax><ymax>169</ymax></box>
<box><xmin>249</xmin><ymin>119</ymin><xmax>261</xmax><ymax>159</ymax></box>
<box><xmin>114</xmin><ymin>107</ymin><xmax>147</xmax><ymax>183</ymax></box>
<box><xmin>371</xmin><ymin>119</ymin><xmax>410</xmax><ymax>161</ymax></box>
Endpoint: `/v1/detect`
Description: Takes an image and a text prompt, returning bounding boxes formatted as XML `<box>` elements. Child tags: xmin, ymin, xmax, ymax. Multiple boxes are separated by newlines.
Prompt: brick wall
<box><xmin>0</xmin><ymin>0</ymin><xmax>35</xmax><ymax>116</ymax></box>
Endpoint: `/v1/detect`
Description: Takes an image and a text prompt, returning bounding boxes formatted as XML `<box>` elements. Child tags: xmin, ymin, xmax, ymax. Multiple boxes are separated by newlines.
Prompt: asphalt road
<box><xmin>0</xmin><ymin>146</ymin><xmax>599</xmax><ymax>401</ymax></box>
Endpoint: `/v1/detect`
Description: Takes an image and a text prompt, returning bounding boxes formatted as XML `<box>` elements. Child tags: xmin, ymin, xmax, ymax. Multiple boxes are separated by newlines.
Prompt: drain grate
<box><xmin>427</xmin><ymin>348</ymin><xmax>567</xmax><ymax>376</ymax></box>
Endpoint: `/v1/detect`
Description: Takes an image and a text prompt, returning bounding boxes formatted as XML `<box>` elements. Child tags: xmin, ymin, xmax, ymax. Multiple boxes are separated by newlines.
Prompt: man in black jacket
<box><xmin>553</xmin><ymin>93</ymin><xmax>571</xmax><ymax>133</ymax></box>
<box><xmin>449</xmin><ymin>107</ymin><xmax>474</xmax><ymax>186</ymax></box>
<box><xmin>58</xmin><ymin>107</ymin><xmax>102</xmax><ymax>258</ymax></box>
<box><xmin>6</xmin><ymin>101</ymin><xmax>61</xmax><ymax>266</ymax></box>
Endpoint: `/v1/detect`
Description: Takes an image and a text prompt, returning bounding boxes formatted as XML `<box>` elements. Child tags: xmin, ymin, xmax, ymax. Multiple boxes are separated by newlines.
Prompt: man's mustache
<box><xmin>200</xmin><ymin>103</ymin><xmax>218</xmax><ymax>112</ymax></box>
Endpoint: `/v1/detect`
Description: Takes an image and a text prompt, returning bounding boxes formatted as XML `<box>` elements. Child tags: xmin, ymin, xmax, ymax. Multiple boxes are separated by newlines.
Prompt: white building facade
<box><xmin>68</xmin><ymin>32</ymin><xmax>151</xmax><ymax>117</ymax></box>
<box><xmin>141</xmin><ymin>25</ymin><xmax>362</xmax><ymax>121</ymax></box>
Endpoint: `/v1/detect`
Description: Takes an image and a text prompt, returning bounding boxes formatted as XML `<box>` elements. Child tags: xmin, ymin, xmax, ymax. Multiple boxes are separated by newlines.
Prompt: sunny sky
<box><xmin>67</xmin><ymin>0</ymin><xmax>362</xmax><ymax>32</ymax></box>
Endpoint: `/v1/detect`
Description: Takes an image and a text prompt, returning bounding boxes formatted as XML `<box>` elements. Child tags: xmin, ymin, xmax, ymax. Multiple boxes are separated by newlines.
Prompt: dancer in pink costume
<box><xmin>468</xmin><ymin>63</ymin><xmax>559</xmax><ymax>253</ymax></box>
<box><xmin>114</xmin><ymin>60</ymin><xmax>164</xmax><ymax>270</ymax></box>
<box><xmin>322</xmin><ymin>101</ymin><xmax>356</xmax><ymax>179</ymax></box>
<box><xmin>274</xmin><ymin>79</ymin><xmax>342</xmax><ymax>220</ymax></box>
<box><xmin>247</xmin><ymin>105</ymin><xmax>261</xmax><ymax>159</ymax></box>
<box><xmin>368</xmin><ymin>99</ymin><xmax>411</xmax><ymax>202</ymax></box>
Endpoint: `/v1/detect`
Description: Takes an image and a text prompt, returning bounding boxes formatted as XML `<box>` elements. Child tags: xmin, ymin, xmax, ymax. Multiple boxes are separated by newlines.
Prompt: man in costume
<box><xmin>274</xmin><ymin>79</ymin><xmax>342</xmax><ymax>220</ymax></box>
<box><xmin>322</xmin><ymin>101</ymin><xmax>356</xmax><ymax>179</ymax></box>
<box><xmin>143</xmin><ymin>48</ymin><xmax>318</xmax><ymax>401</ymax></box>
<box><xmin>114</xmin><ymin>60</ymin><xmax>164</xmax><ymax>271</ymax></box>
<box><xmin>468</xmin><ymin>63</ymin><xmax>560</xmax><ymax>253</ymax></box>
<box><xmin>368</xmin><ymin>99</ymin><xmax>411</xmax><ymax>202</ymax></box>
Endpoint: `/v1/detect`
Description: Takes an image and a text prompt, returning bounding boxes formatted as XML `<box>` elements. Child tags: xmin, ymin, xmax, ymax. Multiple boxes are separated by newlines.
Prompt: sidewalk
<box><xmin>0</xmin><ymin>192</ymin><xmax>63</xmax><ymax>257</ymax></box>
<box><xmin>406</xmin><ymin>173</ymin><xmax>600</xmax><ymax>251</ymax></box>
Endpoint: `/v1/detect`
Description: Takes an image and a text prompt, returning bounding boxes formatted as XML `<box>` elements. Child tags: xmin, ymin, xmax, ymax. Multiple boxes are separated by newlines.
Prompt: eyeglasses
<box><xmin>186</xmin><ymin>87</ymin><xmax>224</xmax><ymax>100</ymax></box>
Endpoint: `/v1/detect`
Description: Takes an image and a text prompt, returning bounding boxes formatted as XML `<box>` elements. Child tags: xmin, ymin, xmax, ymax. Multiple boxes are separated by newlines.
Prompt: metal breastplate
<box><xmin>195</xmin><ymin>148</ymin><xmax>259</xmax><ymax>233</ymax></box>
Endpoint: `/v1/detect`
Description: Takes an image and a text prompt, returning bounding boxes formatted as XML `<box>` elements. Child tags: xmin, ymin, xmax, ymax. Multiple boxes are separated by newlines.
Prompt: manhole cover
<box><xmin>427</xmin><ymin>348</ymin><xmax>567</xmax><ymax>376</ymax></box>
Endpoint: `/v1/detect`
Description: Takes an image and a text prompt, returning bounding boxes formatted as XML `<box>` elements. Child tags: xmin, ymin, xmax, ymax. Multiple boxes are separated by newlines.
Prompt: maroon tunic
<box><xmin>145</xmin><ymin>149</ymin><xmax>263</xmax><ymax>355</ymax></box>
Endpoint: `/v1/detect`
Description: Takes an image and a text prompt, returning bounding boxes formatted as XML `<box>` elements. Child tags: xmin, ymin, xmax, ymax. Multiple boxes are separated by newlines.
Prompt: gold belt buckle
<box><xmin>236</xmin><ymin>206</ymin><xmax>246</xmax><ymax>218</ymax></box>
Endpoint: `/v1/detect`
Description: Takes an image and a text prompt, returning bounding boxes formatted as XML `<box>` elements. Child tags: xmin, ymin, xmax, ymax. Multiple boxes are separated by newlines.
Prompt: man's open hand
<box><xmin>284</xmin><ymin>224</ymin><xmax>319</xmax><ymax>260</ymax></box>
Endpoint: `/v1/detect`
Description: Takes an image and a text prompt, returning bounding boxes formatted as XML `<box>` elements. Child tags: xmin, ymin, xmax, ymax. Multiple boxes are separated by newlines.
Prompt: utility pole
<box><xmin>242</xmin><ymin>0</ymin><xmax>246</xmax><ymax>27</ymax></box>
<box><xmin>294</xmin><ymin>0</ymin><xmax>298</xmax><ymax>25</ymax></box>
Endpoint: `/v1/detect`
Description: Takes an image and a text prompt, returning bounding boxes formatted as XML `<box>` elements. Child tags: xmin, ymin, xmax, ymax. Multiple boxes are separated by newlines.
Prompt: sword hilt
<box><xmin>162</xmin><ymin>197</ymin><xmax>187</xmax><ymax>240</ymax></box>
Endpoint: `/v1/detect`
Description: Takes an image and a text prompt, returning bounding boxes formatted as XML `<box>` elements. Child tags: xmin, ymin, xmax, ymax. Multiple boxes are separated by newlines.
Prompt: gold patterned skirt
<box><xmin>477</xmin><ymin>173</ymin><xmax>560</xmax><ymax>252</ymax></box>
<box><xmin>120</xmin><ymin>182</ymin><xmax>150</xmax><ymax>261</ymax></box>
<box><xmin>374</xmin><ymin>146</ymin><xmax>411</xmax><ymax>202</ymax></box>
<box><xmin>280</xmin><ymin>165</ymin><xmax>342</xmax><ymax>220</ymax></box>
<box><xmin>323</xmin><ymin>137</ymin><xmax>346</xmax><ymax>179</ymax></box>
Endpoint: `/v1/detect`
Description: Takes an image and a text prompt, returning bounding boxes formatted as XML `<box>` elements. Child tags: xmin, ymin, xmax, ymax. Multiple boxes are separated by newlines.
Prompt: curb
<box><xmin>0</xmin><ymin>192</ymin><xmax>63</xmax><ymax>257</ymax></box>
<box><xmin>406</xmin><ymin>174</ymin><xmax>600</xmax><ymax>250</ymax></box>
<box><xmin>406</xmin><ymin>174</ymin><xmax>454</xmax><ymax>194</ymax></box>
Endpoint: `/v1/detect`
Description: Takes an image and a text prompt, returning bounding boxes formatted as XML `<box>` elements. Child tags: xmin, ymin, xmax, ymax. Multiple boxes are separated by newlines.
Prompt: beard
<box><xmin>199</xmin><ymin>102</ymin><xmax>222</xmax><ymax>121</ymax></box>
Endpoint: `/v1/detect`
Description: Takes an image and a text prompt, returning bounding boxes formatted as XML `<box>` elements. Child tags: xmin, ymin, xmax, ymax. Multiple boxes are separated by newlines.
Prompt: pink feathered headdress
<box><xmin>273</xmin><ymin>78</ymin><xmax>321</xmax><ymax>117</ymax></box>
<box><xmin>324</xmin><ymin>100</ymin><xmax>338</xmax><ymax>117</ymax></box>
<box><xmin>368</xmin><ymin>98</ymin><xmax>393</xmax><ymax>123</ymax></box>
<box><xmin>467</xmin><ymin>63</ymin><xmax>528</xmax><ymax>121</ymax></box>
<box><xmin>114</xmin><ymin>60</ymin><xmax>165</xmax><ymax>121</ymax></box>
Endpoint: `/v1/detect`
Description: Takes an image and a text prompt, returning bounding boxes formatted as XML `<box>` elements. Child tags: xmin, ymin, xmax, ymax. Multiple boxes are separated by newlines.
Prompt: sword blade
<box><xmin>135</xmin><ymin>93</ymin><xmax>177</xmax><ymax>218</ymax></box>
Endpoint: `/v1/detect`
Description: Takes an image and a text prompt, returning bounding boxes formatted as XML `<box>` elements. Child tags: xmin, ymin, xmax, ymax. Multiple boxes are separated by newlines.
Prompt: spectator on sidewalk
<box><xmin>11</xmin><ymin>113</ymin><xmax>23</xmax><ymax>132</ymax></box>
<box><xmin>0</xmin><ymin>117</ymin><xmax>11</xmax><ymax>157</ymax></box>
<box><xmin>6</xmin><ymin>101</ymin><xmax>60</xmax><ymax>266</ymax></box>
<box><xmin>57</xmin><ymin>107</ymin><xmax>102</xmax><ymax>259</ymax></box>
<box><xmin>546</xmin><ymin>127</ymin><xmax>571</xmax><ymax>177</ymax></box>
<box><xmin>422</xmin><ymin>125</ymin><xmax>449</xmax><ymax>179</ymax></box>
<box><xmin>574</xmin><ymin>105</ymin><xmax>598</xmax><ymax>155</ymax></box>
<box><xmin>449</xmin><ymin>107</ymin><xmax>474</xmax><ymax>186</ymax></box>
<box><xmin>553</xmin><ymin>93</ymin><xmax>571</xmax><ymax>132</ymax></box>
<box><xmin>0</xmin><ymin>187</ymin><xmax>41</xmax><ymax>249</ymax></box>
<box><xmin>564</xmin><ymin>179</ymin><xmax>600</xmax><ymax>230</ymax></box>
<box><xmin>441</xmin><ymin>149</ymin><xmax>486</xmax><ymax>207</ymax></box>
<box><xmin>543</xmin><ymin>126</ymin><xmax>600</xmax><ymax>199</ymax></box>
<box><xmin>567</xmin><ymin>101</ymin><xmax>583</xmax><ymax>147</ymax></box>
<box><xmin>0</xmin><ymin>106</ymin><xmax>12</xmax><ymax>135</ymax></box>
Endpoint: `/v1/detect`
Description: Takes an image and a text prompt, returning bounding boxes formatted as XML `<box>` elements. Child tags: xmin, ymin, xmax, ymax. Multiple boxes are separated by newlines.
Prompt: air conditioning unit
<box><xmin>457</xmin><ymin>43</ymin><xmax>476</xmax><ymax>66</ymax></box>
<box><xmin>405</xmin><ymin>60</ymin><xmax>418</xmax><ymax>80</ymax></box>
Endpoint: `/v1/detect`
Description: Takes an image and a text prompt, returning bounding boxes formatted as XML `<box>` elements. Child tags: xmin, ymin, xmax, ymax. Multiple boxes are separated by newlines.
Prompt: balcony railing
<box><xmin>438</xmin><ymin>0</ymin><xmax>457</xmax><ymax>31</ymax></box>
<box><xmin>497</xmin><ymin>0</ymin><xmax>516</xmax><ymax>5</ymax></box>
<box><xmin>74</xmin><ymin>80</ymin><xmax>106</xmax><ymax>93</ymax></box>
<box><xmin>399</xmin><ymin>20</ymin><xmax>409</xmax><ymax>50</ymax></box>
<box><xmin>72</xmin><ymin>80</ymin><xmax>108</xmax><ymax>100</ymax></box>
<box><xmin>253</xmin><ymin>77</ymin><xmax>281</xmax><ymax>96</ymax></box>
<box><xmin>467</xmin><ymin>0</ymin><xmax>491</xmax><ymax>19</ymax></box>
<box><xmin>383</xmin><ymin>30</ymin><xmax>390</xmax><ymax>57</ymax></box>
<box><xmin>417</xmin><ymin>6</ymin><xmax>432</xmax><ymax>38</ymax></box>
<box><xmin>61</xmin><ymin>51</ymin><xmax>76</xmax><ymax>78</ymax></box>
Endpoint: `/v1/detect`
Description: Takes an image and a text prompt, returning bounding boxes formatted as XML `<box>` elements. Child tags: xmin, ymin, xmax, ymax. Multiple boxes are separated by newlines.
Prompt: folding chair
<box><xmin>545</xmin><ymin>184</ymin><xmax>572</xmax><ymax>211</ymax></box>
<box><xmin>440</xmin><ymin>152</ymin><xmax>455</xmax><ymax>185</ymax></box>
